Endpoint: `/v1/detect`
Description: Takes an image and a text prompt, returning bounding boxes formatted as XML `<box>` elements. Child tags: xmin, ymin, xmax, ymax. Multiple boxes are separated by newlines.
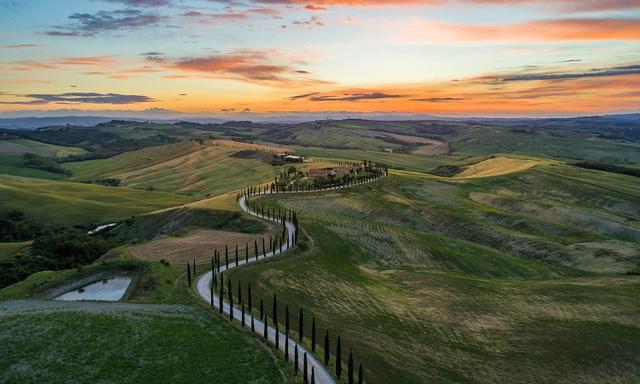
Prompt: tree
<box><xmin>193</xmin><ymin>258</ymin><xmax>196</xmax><ymax>275</ymax></box>
<box><xmin>311</xmin><ymin>367</ymin><xmax>315</xmax><ymax>384</ymax></box>
<box><xmin>237</xmin><ymin>281</ymin><xmax>242</xmax><ymax>306</ymax></box>
<box><xmin>324</xmin><ymin>330</ymin><xmax>330</xmax><ymax>365</ymax></box>
<box><xmin>248</xmin><ymin>284</ymin><xmax>253</xmax><ymax>330</ymax></box>
<box><xmin>254</xmin><ymin>240</ymin><xmax>258</xmax><ymax>260</ymax></box>
<box><xmin>358</xmin><ymin>364</ymin><xmax>363</xmax><ymax>384</ymax></box>
<box><xmin>285</xmin><ymin>305</ymin><xmax>290</xmax><ymax>361</ymax></box>
<box><xmin>299</xmin><ymin>308</ymin><xmax>304</xmax><ymax>342</ymax></box>
<box><xmin>303</xmin><ymin>352</ymin><xmax>308</xmax><ymax>384</ymax></box>
<box><xmin>262</xmin><ymin>237</ymin><xmax>266</xmax><ymax>257</ymax></box>
<box><xmin>235</xmin><ymin>244</ymin><xmax>238</xmax><ymax>266</ymax></box>
<box><xmin>245</xmin><ymin>242</ymin><xmax>249</xmax><ymax>263</ymax></box>
<box><xmin>273</xmin><ymin>293</ymin><xmax>279</xmax><ymax>350</ymax></box>
<box><xmin>228</xmin><ymin>278</ymin><xmax>233</xmax><ymax>320</ymax></box>
<box><xmin>241</xmin><ymin>300</ymin><xmax>245</xmax><ymax>327</ymax></box>
<box><xmin>294</xmin><ymin>342</ymin><xmax>299</xmax><ymax>373</ymax></box>
<box><xmin>311</xmin><ymin>315</ymin><xmax>316</xmax><ymax>351</ymax></box>
<box><xmin>219</xmin><ymin>272</ymin><xmax>224</xmax><ymax>314</ymax></box>
<box><xmin>336</xmin><ymin>336</ymin><xmax>342</xmax><ymax>379</ymax></box>
<box><xmin>186</xmin><ymin>262</ymin><xmax>191</xmax><ymax>286</ymax></box>
<box><xmin>348</xmin><ymin>350</ymin><xmax>354</xmax><ymax>384</ymax></box>
<box><xmin>225</xmin><ymin>245</ymin><xmax>229</xmax><ymax>268</ymax></box>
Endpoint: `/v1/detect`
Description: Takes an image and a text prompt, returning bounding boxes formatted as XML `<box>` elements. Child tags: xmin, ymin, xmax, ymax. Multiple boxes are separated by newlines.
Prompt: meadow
<box><xmin>0</xmin><ymin>174</ymin><xmax>194</xmax><ymax>225</ymax></box>
<box><xmin>229</xmin><ymin>164</ymin><xmax>640</xmax><ymax>383</ymax></box>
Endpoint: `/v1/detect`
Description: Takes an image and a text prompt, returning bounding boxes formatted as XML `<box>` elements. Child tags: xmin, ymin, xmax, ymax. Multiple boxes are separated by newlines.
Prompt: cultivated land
<box><xmin>2</xmin><ymin>117</ymin><xmax>640</xmax><ymax>384</ymax></box>
<box><xmin>229</xmin><ymin>165</ymin><xmax>640</xmax><ymax>383</ymax></box>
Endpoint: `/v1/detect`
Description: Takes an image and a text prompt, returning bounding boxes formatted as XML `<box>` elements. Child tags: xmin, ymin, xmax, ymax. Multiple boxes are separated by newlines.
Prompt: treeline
<box><xmin>429</xmin><ymin>164</ymin><xmax>462</xmax><ymax>177</ymax></box>
<box><xmin>23</xmin><ymin>153</ymin><xmax>71</xmax><ymax>175</ymax></box>
<box><xmin>0</xmin><ymin>210</ymin><xmax>111</xmax><ymax>288</ymax></box>
<box><xmin>574</xmin><ymin>162</ymin><xmax>640</xmax><ymax>178</ymax></box>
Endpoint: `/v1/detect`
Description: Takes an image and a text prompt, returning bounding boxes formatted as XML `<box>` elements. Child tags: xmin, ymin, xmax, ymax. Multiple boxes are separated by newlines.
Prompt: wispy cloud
<box><xmin>44</xmin><ymin>9</ymin><xmax>166</xmax><ymax>37</ymax></box>
<box><xmin>490</xmin><ymin>63</ymin><xmax>640</xmax><ymax>82</ymax></box>
<box><xmin>3</xmin><ymin>44</ymin><xmax>40</xmax><ymax>49</ymax></box>
<box><xmin>0</xmin><ymin>92</ymin><xmax>155</xmax><ymax>105</ymax></box>
<box><xmin>307</xmin><ymin>92</ymin><xmax>405</xmax><ymax>101</ymax></box>
<box><xmin>411</xmin><ymin>97</ymin><xmax>464</xmax><ymax>102</ymax></box>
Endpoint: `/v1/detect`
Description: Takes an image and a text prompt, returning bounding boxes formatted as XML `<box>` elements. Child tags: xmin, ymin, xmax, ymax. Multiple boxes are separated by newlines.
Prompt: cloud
<box><xmin>44</xmin><ymin>9</ymin><xmax>165</xmax><ymax>37</ymax></box>
<box><xmin>0</xmin><ymin>92</ymin><xmax>155</xmax><ymax>105</ymax></box>
<box><xmin>288</xmin><ymin>92</ymin><xmax>319</xmax><ymax>100</ymax></box>
<box><xmin>3</xmin><ymin>44</ymin><xmax>40</xmax><ymax>49</ymax></box>
<box><xmin>305</xmin><ymin>4</ymin><xmax>327</xmax><ymax>10</ymax></box>
<box><xmin>101</xmin><ymin>0</ymin><xmax>172</xmax><ymax>6</ymax></box>
<box><xmin>308</xmin><ymin>92</ymin><xmax>405</xmax><ymax>101</ymax></box>
<box><xmin>166</xmin><ymin>50</ymin><xmax>325</xmax><ymax>86</ymax></box>
<box><xmin>293</xmin><ymin>15</ymin><xmax>324</xmax><ymax>26</ymax></box>
<box><xmin>497</xmin><ymin>63</ymin><xmax>640</xmax><ymax>82</ymax></box>
<box><xmin>411</xmin><ymin>97</ymin><xmax>464</xmax><ymax>102</ymax></box>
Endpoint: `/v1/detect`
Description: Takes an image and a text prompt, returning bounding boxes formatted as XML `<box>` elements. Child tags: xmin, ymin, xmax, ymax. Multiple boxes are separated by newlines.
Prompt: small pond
<box><xmin>55</xmin><ymin>277</ymin><xmax>132</xmax><ymax>302</ymax></box>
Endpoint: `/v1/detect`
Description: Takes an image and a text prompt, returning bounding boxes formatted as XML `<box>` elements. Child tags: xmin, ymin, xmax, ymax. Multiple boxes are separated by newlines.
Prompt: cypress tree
<box><xmin>348</xmin><ymin>350</ymin><xmax>354</xmax><ymax>384</ymax></box>
<box><xmin>186</xmin><ymin>262</ymin><xmax>191</xmax><ymax>287</ymax></box>
<box><xmin>235</xmin><ymin>244</ymin><xmax>238</xmax><ymax>266</ymax></box>
<box><xmin>336</xmin><ymin>336</ymin><xmax>342</xmax><ymax>379</ymax></box>
<box><xmin>311</xmin><ymin>315</ymin><xmax>316</xmax><ymax>352</ymax></box>
<box><xmin>299</xmin><ymin>308</ymin><xmax>304</xmax><ymax>342</ymax></box>
<box><xmin>262</xmin><ymin>237</ymin><xmax>265</xmax><ymax>257</ymax></box>
<box><xmin>358</xmin><ymin>364</ymin><xmax>363</xmax><ymax>384</ymax></box>
<box><xmin>193</xmin><ymin>258</ymin><xmax>196</xmax><ymax>275</ymax></box>
<box><xmin>324</xmin><ymin>330</ymin><xmax>330</xmax><ymax>365</ymax></box>
<box><xmin>273</xmin><ymin>293</ymin><xmax>279</xmax><ymax>350</ymax></box>
<box><xmin>238</xmin><ymin>281</ymin><xmax>242</xmax><ymax>306</ymax></box>
<box><xmin>241</xmin><ymin>300</ymin><xmax>245</xmax><ymax>328</ymax></box>
<box><xmin>311</xmin><ymin>367</ymin><xmax>315</xmax><ymax>384</ymax></box>
<box><xmin>294</xmin><ymin>342</ymin><xmax>299</xmax><ymax>373</ymax></box>
<box><xmin>228</xmin><ymin>278</ymin><xmax>233</xmax><ymax>320</ymax></box>
<box><xmin>248</xmin><ymin>285</ymin><xmax>254</xmax><ymax>331</ymax></box>
<box><xmin>219</xmin><ymin>272</ymin><xmax>224</xmax><ymax>314</ymax></box>
<box><xmin>303</xmin><ymin>352</ymin><xmax>308</xmax><ymax>384</ymax></box>
<box><xmin>254</xmin><ymin>240</ymin><xmax>258</xmax><ymax>259</ymax></box>
<box><xmin>210</xmin><ymin>277</ymin><xmax>214</xmax><ymax>307</ymax></box>
<box><xmin>225</xmin><ymin>245</ymin><xmax>228</xmax><ymax>268</ymax></box>
<box><xmin>285</xmin><ymin>305</ymin><xmax>290</xmax><ymax>361</ymax></box>
<box><xmin>245</xmin><ymin>242</ymin><xmax>249</xmax><ymax>263</ymax></box>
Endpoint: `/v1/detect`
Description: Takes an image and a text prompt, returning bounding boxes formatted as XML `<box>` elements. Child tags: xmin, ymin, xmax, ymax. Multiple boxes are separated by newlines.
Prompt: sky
<box><xmin>0</xmin><ymin>0</ymin><xmax>639</xmax><ymax>118</ymax></box>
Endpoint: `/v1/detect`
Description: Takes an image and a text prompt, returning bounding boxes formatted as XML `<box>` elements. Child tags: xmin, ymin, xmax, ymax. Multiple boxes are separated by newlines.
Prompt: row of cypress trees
<box><xmin>208</xmin><ymin>272</ymin><xmax>364</xmax><ymax>383</ymax></box>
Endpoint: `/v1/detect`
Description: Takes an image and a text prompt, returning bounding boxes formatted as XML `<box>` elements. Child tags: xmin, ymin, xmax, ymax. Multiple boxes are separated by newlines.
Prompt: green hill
<box><xmin>0</xmin><ymin>174</ymin><xmax>194</xmax><ymax>225</ymax></box>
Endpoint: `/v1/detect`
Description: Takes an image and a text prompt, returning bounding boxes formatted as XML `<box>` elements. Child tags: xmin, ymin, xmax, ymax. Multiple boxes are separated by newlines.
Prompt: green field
<box><xmin>0</xmin><ymin>258</ymin><xmax>292</xmax><ymax>384</ymax></box>
<box><xmin>229</xmin><ymin>165</ymin><xmax>640</xmax><ymax>383</ymax></box>
<box><xmin>0</xmin><ymin>155</ymin><xmax>68</xmax><ymax>180</ymax></box>
<box><xmin>67</xmin><ymin>142</ymin><xmax>294</xmax><ymax>197</ymax></box>
<box><xmin>0</xmin><ymin>241</ymin><xmax>31</xmax><ymax>258</ymax></box>
<box><xmin>0</xmin><ymin>174</ymin><xmax>194</xmax><ymax>225</ymax></box>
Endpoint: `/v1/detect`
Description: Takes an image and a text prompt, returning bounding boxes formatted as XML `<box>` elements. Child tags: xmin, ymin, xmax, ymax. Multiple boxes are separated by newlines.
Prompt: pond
<box><xmin>55</xmin><ymin>277</ymin><xmax>132</xmax><ymax>302</ymax></box>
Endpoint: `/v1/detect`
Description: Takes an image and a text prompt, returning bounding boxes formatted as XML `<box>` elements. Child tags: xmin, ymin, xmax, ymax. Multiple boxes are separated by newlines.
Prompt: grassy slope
<box><xmin>229</xmin><ymin>167</ymin><xmax>640</xmax><ymax>384</ymax></box>
<box><xmin>0</xmin><ymin>241</ymin><xmax>31</xmax><ymax>258</ymax></box>
<box><xmin>12</xmin><ymin>139</ymin><xmax>87</xmax><ymax>157</ymax></box>
<box><xmin>67</xmin><ymin>142</ymin><xmax>293</xmax><ymax>197</ymax></box>
<box><xmin>0</xmin><ymin>155</ymin><xmax>67</xmax><ymax>180</ymax></box>
<box><xmin>0</xmin><ymin>174</ymin><xmax>194</xmax><ymax>225</ymax></box>
<box><xmin>0</xmin><ymin>258</ymin><xmax>290</xmax><ymax>384</ymax></box>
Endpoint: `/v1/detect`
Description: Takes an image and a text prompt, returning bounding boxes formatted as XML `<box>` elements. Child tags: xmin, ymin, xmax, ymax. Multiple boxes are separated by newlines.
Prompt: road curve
<box><xmin>196</xmin><ymin>175</ymin><xmax>385</xmax><ymax>384</ymax></box>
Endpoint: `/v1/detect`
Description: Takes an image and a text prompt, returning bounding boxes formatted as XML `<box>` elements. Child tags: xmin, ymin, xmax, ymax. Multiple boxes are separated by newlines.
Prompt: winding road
<box><xmin>196</xmin><ymin>173</ymin><xmax>385</xmax><ymax>384</ymax></box>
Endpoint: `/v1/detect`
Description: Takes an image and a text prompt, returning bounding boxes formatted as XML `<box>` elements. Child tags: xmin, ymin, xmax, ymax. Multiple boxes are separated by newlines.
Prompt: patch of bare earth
<box><xmin>128</xmin><ymin>229</ymin><xmax>269</xmax><ymax>265</ymax></box>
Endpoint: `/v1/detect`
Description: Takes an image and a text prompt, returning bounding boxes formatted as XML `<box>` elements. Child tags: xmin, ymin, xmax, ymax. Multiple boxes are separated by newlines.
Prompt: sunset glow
<box><xmin>1</xmin><ymin>0</ymin><xmax>639</xmax><ymax>117</ymax></box>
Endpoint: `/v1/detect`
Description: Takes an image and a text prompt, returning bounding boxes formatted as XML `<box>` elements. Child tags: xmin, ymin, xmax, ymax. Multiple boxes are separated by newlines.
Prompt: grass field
<box><xmin>0</xmin><ymin>241</ymin><xmax>31</xmax><ymax>258</ymax></box>
<box><xmin>455</xmin><ymin>156</ymin><xmax>542</xmax><ymax>178</ymax></box>
<box><xmin>0</xmin><ymin>257</ymin><xmax>292</xmax><ymax>384</ymax></box>
<box><xmin>0</xmin><ymin>155</ymin><xmax>68</xmax><ymax>180</ymax></box>
<box><xmin>67</xmin><ymin>142</ymin><xmax>298</xmax><ymax>197</ymax></box>
<box><xmin>228</xmin><ymin>165</ymin><xmax>640</xmax><ymax>384</ymax></box>
<box><xmin>0</xmin><ymin>174</ymin><xmax>194</xmax><ymax>225</ymax></box>
<box><xmin>0</xmin><ymin>139</ymin><xmax>87</xmax><ymax>158</ymax></box>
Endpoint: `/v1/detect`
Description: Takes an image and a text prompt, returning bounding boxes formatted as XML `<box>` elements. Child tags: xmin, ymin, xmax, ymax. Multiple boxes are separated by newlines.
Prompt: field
<box><xmin>455</xmin><ymin>156</ymin><xmax>542</xmax><ymax>178</ymax></box>
<box><xmin>0</xmin><ymin>258</ymin><xmax>292</xmax><ymax>384</ymax></box>
<box><xmin>0</xmin><ymin>242</ymin><xmax>31</xmax><ymax>258</ymax></box>
<box><xmin>229</xmin><ymin>165</ymin><xmax>640</xmax><ymax>383</ymax></box>
<box><xmin>0</xmin><ymin>174</ymin><xmax>194</xmax><ymax>225</ymax></box>
<box><xmin>0</xmin><ymin>139</ymin><xmax>87</xmax><ymax>158</ymax></box>
<box><xmin>67</xmin><ymin>142</ymin><xmax>298</xmax><ymax>197</ymax></box>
